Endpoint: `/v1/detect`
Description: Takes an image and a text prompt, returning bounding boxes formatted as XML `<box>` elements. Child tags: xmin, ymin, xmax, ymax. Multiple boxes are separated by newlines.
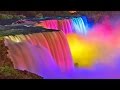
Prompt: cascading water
<box><xmin>3</xmin><ymin>14</ymin><xmax>120</xmax><ymax>79</ymax></box>
<box><xmin>4</xmin><ymin>30</ymin><xmax>74</xmax><ymax>78</ymax></box>
<box><xmin>36</xmin><ymin>17</ymin><xmax>91</xmax><ymax>35</ymax></box>
<box><xmin>65</xmin><ymin>16</ymin><xmax>120</xmax><ymax>78</ymax></box>
<box><xmin>71</xmin><ymin>17</ymin><xmax>87</xmax><ymax>35</ymax></box>
<box><xmin>40</xmin><ymin>20</ymin><xmax>58</xmax><ymax>30</ymax></box>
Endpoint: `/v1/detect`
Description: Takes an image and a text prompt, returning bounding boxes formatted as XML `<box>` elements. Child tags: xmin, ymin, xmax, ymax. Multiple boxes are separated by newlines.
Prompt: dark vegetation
<box><xmin>0</xmin><ymin>14</ymin><xmax>26</xmax><ymax>20</ymax></box>
<box><xmin>0</xmin><ymin>39</ymin><xmax>43</xmax><ymax>79</ymax></box>
<box><xmin>0</xmin><ymin>11</ymin><xmax>120</xmax><ymax>22</ymax></box>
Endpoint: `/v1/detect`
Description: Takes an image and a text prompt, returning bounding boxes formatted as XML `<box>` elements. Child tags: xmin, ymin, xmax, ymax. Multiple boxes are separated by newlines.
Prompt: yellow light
<box><xmin>66</xmin><ymin>34</ymin><xmax>102</xmax><ymax>68</ymax></box>
<box><xmin>7</xmin><ymin>35</ymin><xmax>22</xmax><ymax>43</ymax></box>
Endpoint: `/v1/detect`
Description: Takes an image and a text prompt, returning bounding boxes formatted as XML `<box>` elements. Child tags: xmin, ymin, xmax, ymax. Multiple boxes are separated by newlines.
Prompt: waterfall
<box><xmin>4</xmin><ymin>30</ymin><xmax>74</xmax><ymax>78</ymax></box>
<box><xmin>40</xmin><ymin>20</ymin><xmax>58</xmax><ymax>30</ymax></box>
<box><xmin>71</xmin><ymin>17</ymin><xmax>87</xmax><ymax>35</ymax></box>
<box><xmin>36</xmin><ymin>17</ymin><xmax>89</xmax><ymax>35</ymax></box>
<box><xmin>3</xmin><ymin>15</ymin><xmax>120</xmax><ymax>79</ymax></box>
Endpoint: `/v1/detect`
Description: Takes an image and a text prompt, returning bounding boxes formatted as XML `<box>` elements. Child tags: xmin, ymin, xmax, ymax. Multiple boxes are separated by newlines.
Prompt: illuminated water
<box><xmin>4</xmin><ymin>16</ymin><xmax>120</xmax><ymax>79</ymax></box>
<box><xmin>35</xmin><ymin>17</ymin><xmax>91</xmax><ymax>35</ymax></box>
<box><xmin>4</xmin><ymin>31</ymin><xmax>74</xmax><ymax>79</ymax></box>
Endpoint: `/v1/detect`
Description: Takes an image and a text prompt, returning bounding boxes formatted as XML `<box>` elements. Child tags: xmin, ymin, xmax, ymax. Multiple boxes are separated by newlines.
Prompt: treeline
<box><xmin>1</xmin><ymin>11</ymin><xmax>120</xmax><ymax>16</ymax></box>
<box><xmin>0</xmin><ymin>11</ymin><xmax>43</xmax><ymax>19</ymax></box>
<box><xmin>0</xmin><ymin>11</ymin><xmax>70</xmax><ymax>17</ymax></box>
<box><xmin>0</xmin><ymin>11</ymin><xmax>120</xmax><ymax>22</ymax></box>
<box><xmin>0</xmin><ymin>14</ymin><xmax>26</xmax><ymax>20</ymax></box>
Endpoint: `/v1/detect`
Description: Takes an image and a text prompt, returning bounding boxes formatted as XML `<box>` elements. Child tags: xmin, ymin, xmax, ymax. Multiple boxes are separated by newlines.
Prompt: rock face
<box><xmin>0</xmin><ymin>39</ymin><xmax>13</xmax><ymax>67</ymax></box>
<box><xmin>0</xmin><ymin>39</ymin><xmax>43</xmax><ymax>79</ymax></box>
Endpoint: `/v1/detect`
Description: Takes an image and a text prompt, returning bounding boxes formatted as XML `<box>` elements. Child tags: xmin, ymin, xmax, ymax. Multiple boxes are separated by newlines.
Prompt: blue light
<box><xmin>81</xmin><ymin>16</ymin><xmax>94</xmax><ymax>30</ymax></box>
<box><xmin>71</xmin><ymin>17</ymin><xmax>87</xmax><ymax>35</ymax></box>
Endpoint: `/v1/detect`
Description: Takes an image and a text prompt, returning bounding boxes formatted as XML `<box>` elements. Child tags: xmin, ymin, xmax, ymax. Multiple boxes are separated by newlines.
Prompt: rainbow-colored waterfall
<box><xmin>4</xmin><ymin>16</ymin><xmax>120</xmax><ymax>79</ymax></box>
<box><xmin>35</xmin><ymin>17</ymin><xmax>91</xmax><ymax>35</ymax></box>
<box><xmin>4</xmin><ymin>31</ymin><xmax>74</xmax><ymax>78</ymax></box>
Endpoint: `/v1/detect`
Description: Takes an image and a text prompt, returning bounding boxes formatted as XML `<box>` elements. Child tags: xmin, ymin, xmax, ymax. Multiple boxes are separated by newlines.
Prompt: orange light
<box><xmin>69</xmin><ymin>11</ymin><xmax>77</xmax><ymax>14</ymax></box>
